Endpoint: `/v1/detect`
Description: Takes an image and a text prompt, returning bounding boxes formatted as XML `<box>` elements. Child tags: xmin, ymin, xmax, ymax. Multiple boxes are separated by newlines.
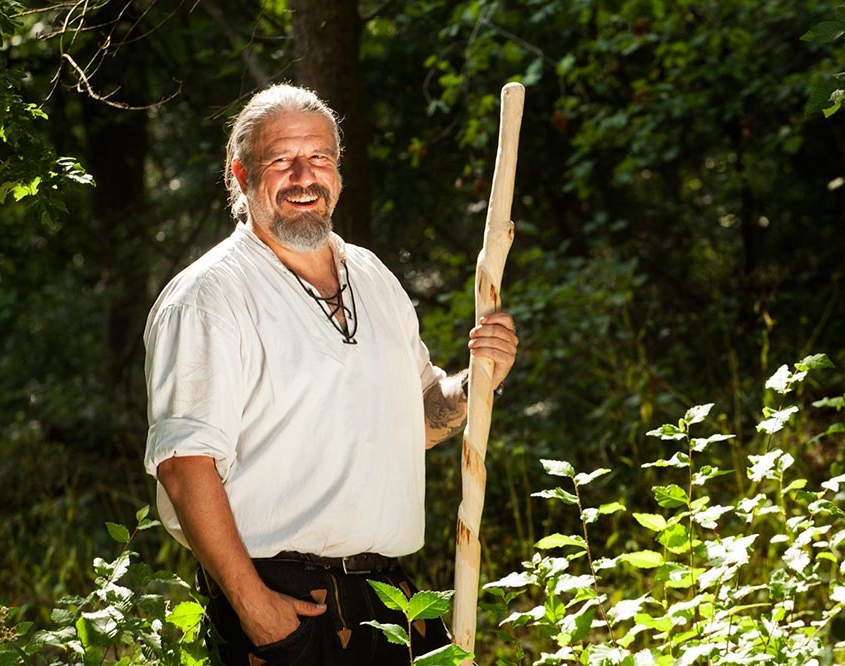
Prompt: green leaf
<box><xmin>535</xmin><ymin>533</ymin><xmax>587</xmax><ymax>550</ymax></box>
<box><xmin>367</xmin><ymin>580</ymin><xmax>409</xmax><ymax>613</ymax></box>
<box><xmin>532</xmin><ymin>487</ymin><xmax>579</xmax><ymax>504</ymax></box>
<box><xmin>646</xmin><ymin>424</ymin><xmax>686</xmax><ymax>440</ymax></box>
<box><xmin>414</xmin><ymin>643</ymin><xmax>474</xmax><ymax>665</ymax></box>
<box><xmin>105</xmin><ymin>522</ymin><xmax>131</xmax><ymax>544</ymax></box>
<box><xmin>408</xmin><ymin>590</ymin><xmax>452</xmax><ymax>621</ymax></box>
<box><xmin>573</xmin><ymin>468</ymin><xmax>611</xmax><ymax>485</ymax></box>
<box><xmin>632</xmin><ymin>513</ymin><xmax>667</xmax><ymax>532</ymax></box>
<box><xmin>657</xmin><ymin>523</ymin><xmax>691</xmax><ymax>554</ymax></box>
<box><xmin>801</xmin><ymin>21</ymin><xmax>845</xmax><ymax>44</ymax></box>
<box><xmin>541</xmin><ymin>459</ymin><xmax>575</xmax><ymax>477</ymax></box>
<box><xmin>361</xmin><ymin>620</ymin><xmax>409</xmax><ymax>646</ymax></box>
<box><xmin>653</xmin><ymin>484</ymin><xmax>688</xmax><ymax>508</ymax></box>
<box><xmin>684</xmin><ymin>403</ymin><xmax>713</xmax><ymax>426</ymax></box>
<box><xmin>690</xmin><ymin>433</ymin><xmax>735</xmax><ymax>452</ymax></box>
<box><xmin>813</xmin><ymin>395</ymin><xmax>845</xmax><ymax>410</ymax></box>
<box><xmin>643</xmin><ymin>451</ymin><xmax>689</xmax><ymax>468</ymax></box>
<box><xmin>617</xmin><ymin>550</ymin><xmax>664</xmax><ymax>569</ymax></box>
<box><xmin>795</xmin><ymin>353</ymin><xmax>834</xmax><ymax>371</ymax></box>
<box><xmin>597</xmin><ymin>501</ymin><xmax>625</xmax><ymax>515</ymax></box>
<box><xmin>166</xmin><ymin>601</ymin><xmax>205</xmax><ymax>634</ymax></box>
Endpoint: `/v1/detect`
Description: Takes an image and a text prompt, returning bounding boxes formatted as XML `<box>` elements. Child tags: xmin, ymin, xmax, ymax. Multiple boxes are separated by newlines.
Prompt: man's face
<box><xmin>241</xmin><ymin>110</ymin><xmax>342</xmax><ymax>253</ymax></box>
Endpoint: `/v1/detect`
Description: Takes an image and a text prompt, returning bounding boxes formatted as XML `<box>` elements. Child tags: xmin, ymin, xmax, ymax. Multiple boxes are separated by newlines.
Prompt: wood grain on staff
<box><xmin>452</xmin><ymin>81</ymin><xmax>525</xmax><ymax>664</ymax></box>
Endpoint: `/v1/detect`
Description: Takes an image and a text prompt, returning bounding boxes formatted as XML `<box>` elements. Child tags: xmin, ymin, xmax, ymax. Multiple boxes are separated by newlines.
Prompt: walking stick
<box><xmin>452</xmin><ymin>81</ymin><xmax>524</xmax><ymax>663</ymax></box>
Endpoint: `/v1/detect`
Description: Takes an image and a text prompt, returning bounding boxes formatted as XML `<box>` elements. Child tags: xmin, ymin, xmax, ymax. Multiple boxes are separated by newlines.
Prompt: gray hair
<box><xmin>224</xmin><ymin>83</ymin><xmax>342</xmax><ymax>222</ymax></box>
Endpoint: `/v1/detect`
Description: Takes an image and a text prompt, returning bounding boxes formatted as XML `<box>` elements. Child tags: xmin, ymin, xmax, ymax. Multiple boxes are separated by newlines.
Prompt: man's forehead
<box><xmin>257</xmin><ymin>111</ymin><xmax>338</xmax><ymax>152</ymax></box>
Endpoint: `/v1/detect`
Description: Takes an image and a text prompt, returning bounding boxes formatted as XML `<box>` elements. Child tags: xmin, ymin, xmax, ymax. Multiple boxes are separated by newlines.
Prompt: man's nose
<box><xmin>289</xmin><ymin>156</ymin><xmax>315</xmax><ymax>185</ymax></box>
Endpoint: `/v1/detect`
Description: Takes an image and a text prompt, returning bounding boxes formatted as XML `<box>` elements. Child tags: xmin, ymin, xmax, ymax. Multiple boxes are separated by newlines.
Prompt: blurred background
<box><xmin>2</xmin><ymin>0</ymin><xmax>845</xmax><ymax>661</ymax></box>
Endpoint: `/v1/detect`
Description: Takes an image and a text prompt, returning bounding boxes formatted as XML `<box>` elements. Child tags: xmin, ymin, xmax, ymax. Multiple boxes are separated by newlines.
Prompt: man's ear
<box><xmin>232</xmin><ymin>159</ymin><xmax>249</xmax><ymax>194</ymax></box>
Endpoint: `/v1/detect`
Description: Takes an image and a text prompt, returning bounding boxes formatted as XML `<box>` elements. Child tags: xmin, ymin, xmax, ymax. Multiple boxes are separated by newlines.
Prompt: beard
<box><xmin>250</xmin><ymin>185</ymin><xmax>335</xmax><ymax>254</ymax></box>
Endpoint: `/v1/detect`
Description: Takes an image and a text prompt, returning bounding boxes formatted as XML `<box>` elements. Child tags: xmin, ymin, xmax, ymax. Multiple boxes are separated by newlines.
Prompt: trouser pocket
<box><xmin>251</xmin><ymin>615</ymin><xmax>317</xmax><ymax>665</ymax></box>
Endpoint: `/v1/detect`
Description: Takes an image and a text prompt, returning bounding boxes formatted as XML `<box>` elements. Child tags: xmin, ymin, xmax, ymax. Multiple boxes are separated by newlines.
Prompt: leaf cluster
<box><xmin>0</xmin><ymin>507</ymin><xmax>208</xmax><ymax>666</ymax></box>
<box><xmin>485</xmin><ymin>354</ymin><xmax>845</xmax><ymax>665</ymax></box>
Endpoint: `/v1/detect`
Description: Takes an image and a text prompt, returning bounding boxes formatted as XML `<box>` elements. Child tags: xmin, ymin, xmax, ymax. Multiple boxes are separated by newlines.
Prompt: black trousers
<box><xmin>197</xmin><ymin>557</ymin><xmax>452</xmax><ymax>665</ymax></box>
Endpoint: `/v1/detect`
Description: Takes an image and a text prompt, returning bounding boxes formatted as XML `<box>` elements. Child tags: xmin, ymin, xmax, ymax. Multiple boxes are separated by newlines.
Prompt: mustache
<box><xmin>275</xmin><ymin>185</ymin><xmax>332</xmax><ymax>206</ymax></box>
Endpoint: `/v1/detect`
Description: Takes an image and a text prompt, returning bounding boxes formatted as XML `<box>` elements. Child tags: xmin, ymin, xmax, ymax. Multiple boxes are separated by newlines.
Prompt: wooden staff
<box><xmin>452</xmin><ymin>81</ymin><xmax>524</xmax><ymax>663</ymax></box>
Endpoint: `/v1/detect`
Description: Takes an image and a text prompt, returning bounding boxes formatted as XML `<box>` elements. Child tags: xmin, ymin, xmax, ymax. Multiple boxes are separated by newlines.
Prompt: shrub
<box><xmin>0</xmin><ymin>506</ymin><xmax>208</xmax><ymax>665</ymax></box>
<box><xmin>486</xmin><ymin>354</ymin><xmax>845</xmax><ymax>665</ymax></box>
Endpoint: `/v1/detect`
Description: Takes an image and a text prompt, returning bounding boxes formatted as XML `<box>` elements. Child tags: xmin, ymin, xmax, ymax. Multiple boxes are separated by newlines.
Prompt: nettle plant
<box><xmin>487</xmin><ymin>354</ymin><xmax>845</xmax><ymax>665</ymax></box>
<box><xmin>0</xmin><ymin>506</ymin><xmax>207</xmax><ymax>666</ymax></box>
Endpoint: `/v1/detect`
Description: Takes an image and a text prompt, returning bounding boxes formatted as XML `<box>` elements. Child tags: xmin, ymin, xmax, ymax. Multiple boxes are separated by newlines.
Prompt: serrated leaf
<box><xmin>408</xmin><ymin>590</ymin><xmax>452</xmax><ymax>621</ymax></box>
<box><xmin>633</xmin><ymin>513</ymin><xmax>667</xmax><ymax>532</ymax></box>
<box><xmin>573</xmin><ymin>468</ymin><xmax>610</xmax><ymax>485</ymax></box>
<box><xmin>646</xmin><ymin>424</ymin><xmax>686</xmax><ymax>440</ymax></box>
<box><xmin>653</xmin><ymin>484</ymin><xmax>688</xmax><ymax>508</ymax></box>
<box><xmin>643</xmin><ymin>451</ymin><xmax>689</xmax><ymax>469</ymax></box>
<box><xmin>535</xmin><ymin>533</ymin><xmax>587</xmax><ymax>550</ymax></box>
<box><xmin>367</xmin><ymin>580</ymin><xmax>409</xmax><ymax>613</ymax></box>
<box><xmin>105</xmin><ymin>522</ymin><xmax>131</xmax><ymax>544</ymax></box>
<box><xmin>541</xmin><ymin>459</ymin><xmax>575</xmax><ymax>477</ymax></box>
<box><xmin>167</xmin><ymin>601</ymin><xmax>205</xmax><ymax>633</ymax></box>
<box><xmin>796</xmin><ymin>353</ymin><xmax>834</xmax><ymax>371</ymax></box>
<box><xmin>361</xmin><ymin>620</ymin><xmax>409</xmax><ymax>646</ymax></box>
<box><xmin>414</xmin><ymin>642</ymin><xmax>474</xmax><ymax>665</ymax></box>
<box><xmin>684</xmin><ymin>404</ymin><xmax>713</xmax><ymax>426</ymax></box>
<box><xmin>618</xmin><ymin>550</ymin><xmax>664</xmax><ymax>569</ymax></box>
<box><xmin>657</xmin><ymin>523</ymin><xmax>690</xmax><ymax>555</ymax></box>
<box><xmin>690</xmin><ymin>433</ymin><xmax>735</xmax><ymax>452</ymax></box>
<box><xmin>598</xmin><ymin>501</ymin><xmax>625</xmax><ymax>515</ymax></box>
<box><xmin>532</xmin><ymin>487</ymin><xmax>579</xmax><ymax>504</ymax></box>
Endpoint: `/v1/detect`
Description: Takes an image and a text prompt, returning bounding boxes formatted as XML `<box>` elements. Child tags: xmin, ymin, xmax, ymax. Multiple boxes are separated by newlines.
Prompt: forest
<box><xmin>2</xmin><ymin>0</ymin><xmax>845</xmax><ymax>664</ymax></box>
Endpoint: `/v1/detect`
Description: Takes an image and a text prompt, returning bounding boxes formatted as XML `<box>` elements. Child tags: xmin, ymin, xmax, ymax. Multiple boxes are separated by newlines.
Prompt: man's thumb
<box><xmin>296</xmin><ymin>591</ymin><xmax>328</xmax><ymax>616</ymax></box>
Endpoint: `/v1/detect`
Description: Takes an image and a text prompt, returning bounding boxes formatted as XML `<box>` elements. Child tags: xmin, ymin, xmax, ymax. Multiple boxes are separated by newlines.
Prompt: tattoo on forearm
<box><xmin>424</xmin><ymin>376</ymin><xmax>467</xmax><ymax>445</ymax></box>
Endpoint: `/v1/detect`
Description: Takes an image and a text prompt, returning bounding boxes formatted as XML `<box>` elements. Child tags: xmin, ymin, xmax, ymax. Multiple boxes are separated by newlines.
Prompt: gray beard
<box><xmin>270</xmin><ymin>210</ymin><xmax>333</xmax><ymax>253</ymax></box>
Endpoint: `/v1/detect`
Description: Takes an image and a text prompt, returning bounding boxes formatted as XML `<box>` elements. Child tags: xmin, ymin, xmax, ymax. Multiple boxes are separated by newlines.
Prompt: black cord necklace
<box><xmin>290</xmin><ymin>260</ymin><xmax>358</xmax><ymax>344</ymax></box>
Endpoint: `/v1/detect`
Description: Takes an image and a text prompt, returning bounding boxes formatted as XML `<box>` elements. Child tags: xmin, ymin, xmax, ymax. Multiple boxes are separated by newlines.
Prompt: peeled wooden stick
<box><xmin>452</xmin><ymin>81</ymin><xmax>524</xmax><ymax>663</ymax></box>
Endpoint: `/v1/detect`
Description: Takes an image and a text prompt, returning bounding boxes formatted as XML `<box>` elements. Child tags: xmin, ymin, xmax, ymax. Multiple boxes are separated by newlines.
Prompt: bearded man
<box><xmin>143</xmin><ymin>83</ymin><xmax>518</xmax><ymax>666</ymax></box>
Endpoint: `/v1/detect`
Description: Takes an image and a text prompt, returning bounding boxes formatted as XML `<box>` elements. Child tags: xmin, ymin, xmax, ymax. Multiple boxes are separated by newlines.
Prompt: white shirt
<box><xmin>144</xmin><ymin>224</ymin><xmax>445</xmax><ymax>558</ymax></box>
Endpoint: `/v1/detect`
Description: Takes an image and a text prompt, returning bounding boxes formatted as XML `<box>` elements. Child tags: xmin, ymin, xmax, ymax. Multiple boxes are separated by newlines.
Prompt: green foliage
<box><xmin>803</xmin><ymin>4</ymin><xmax>845</xmax><ymax>116</ymax></box>
<box><xmin>0</xmin><ymin>1</ymin><xmax>93</xmax><ymax>225</ymax></box>
<box><xmin>0</xmin><ymin>507</ymin><xmax>209</xmax><ymax>665</ymax></box>
<box><xmin>484</xmin><ymin>355</ymin><xmax>845</xmax><ymax>664</ymax></box>
<box><xmin>365</xmin><ymin>581</ymin><xmax>473</xmax><ymax>665</ymax></box>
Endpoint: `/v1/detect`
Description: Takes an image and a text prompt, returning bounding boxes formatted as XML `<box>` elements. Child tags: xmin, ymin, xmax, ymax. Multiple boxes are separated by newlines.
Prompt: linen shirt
<box><xmin>144</xmin><ymin>224</ymin><xmax>445</xmax><ymax>558</ymax></box>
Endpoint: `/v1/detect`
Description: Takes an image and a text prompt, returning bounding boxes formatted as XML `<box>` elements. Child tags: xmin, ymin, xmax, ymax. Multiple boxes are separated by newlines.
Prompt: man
<box><xmin>144</xmin><ymin>83</ymin><xmax>518</xmax><ymax>665</ymax></box>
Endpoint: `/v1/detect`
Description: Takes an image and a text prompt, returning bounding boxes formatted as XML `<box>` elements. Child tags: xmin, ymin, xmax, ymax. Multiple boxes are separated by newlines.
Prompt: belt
<box><xmin>269</xmin><ymin>551</ymin><xmax>399</xmax><ymax>575</ymax></box>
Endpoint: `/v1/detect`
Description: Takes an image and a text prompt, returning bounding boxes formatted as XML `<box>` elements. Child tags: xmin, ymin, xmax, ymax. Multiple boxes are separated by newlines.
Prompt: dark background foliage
<box><xmin>2</xmin><ymin>0</ymin><xmax>844</xmax><ymax>660</ymax></box>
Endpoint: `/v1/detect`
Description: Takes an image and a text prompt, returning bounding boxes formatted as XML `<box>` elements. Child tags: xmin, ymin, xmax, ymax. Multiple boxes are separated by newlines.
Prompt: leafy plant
<box><xmin>803</xmin><ymin>4</ymin><xmax>845</xmax><ymax>116</ymax></box>
<box><xmin>0</xmin><ymin>506</ymin><xmax>208</xmax><ymax>665</ymax></box>
<box><xmin>365</xmin><ymin>580</ymin><xmax>473</xmax><ymax>665</ymax></box>
<box><xmin>485</xmin><ymin>354</ymin><xmax>845</xmax><ymax>665</ymax></box>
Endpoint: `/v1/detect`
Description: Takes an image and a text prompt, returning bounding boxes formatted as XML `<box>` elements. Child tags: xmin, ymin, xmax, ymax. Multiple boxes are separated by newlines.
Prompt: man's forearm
<box><xmin>157</xmin><ymin>456</ymin><xmax>265</xmax><ymax>614</ymax></box>
<box><xmin>424</xmin><ymin>371</ymin><xmax>468</xmax><ymax>448</ymax></box>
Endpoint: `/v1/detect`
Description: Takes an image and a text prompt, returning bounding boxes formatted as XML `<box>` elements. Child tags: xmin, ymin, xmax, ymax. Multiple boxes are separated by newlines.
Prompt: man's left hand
<box><xmin>467</xmin><ymin>311</ymin><xmax>519</xmax><ymax>389</ymax></box>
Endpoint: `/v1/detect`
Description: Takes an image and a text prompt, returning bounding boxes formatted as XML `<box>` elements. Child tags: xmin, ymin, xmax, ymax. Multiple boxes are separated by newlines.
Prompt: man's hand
<box><xmin>239</xmin><ymin>586</ymin><xmax>326</xmax><ymax>648</ymax></box>
<box><xmin>467</xmin><ymin>311</ymin><xmax>519</xmax><ymax>388</ymax></box>
<box><xmin>423</xmin><ymin>311</ymin><xmax>518</xmax><ymax>448</ymax></box>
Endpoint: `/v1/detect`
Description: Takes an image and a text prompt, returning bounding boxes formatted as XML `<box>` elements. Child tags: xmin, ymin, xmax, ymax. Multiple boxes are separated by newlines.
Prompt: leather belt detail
<box><xmin>270</xmin><ymin>551</ymin><xmax>399</xmax><ymax>575</ymax></box>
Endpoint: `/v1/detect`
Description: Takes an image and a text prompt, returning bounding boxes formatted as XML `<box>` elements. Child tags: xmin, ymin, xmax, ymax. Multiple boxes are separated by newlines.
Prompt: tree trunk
<box><xmin>289</xmin><ymin>0</ymin><xmax>372</xmax><ymax>247</ymax></box>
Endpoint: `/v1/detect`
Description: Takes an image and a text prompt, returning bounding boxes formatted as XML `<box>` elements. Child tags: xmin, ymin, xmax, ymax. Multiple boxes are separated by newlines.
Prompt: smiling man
<box><xmin>143</xmin><ymin>83</ymin><xmax>518</xmax><ymax>665</ymax></box>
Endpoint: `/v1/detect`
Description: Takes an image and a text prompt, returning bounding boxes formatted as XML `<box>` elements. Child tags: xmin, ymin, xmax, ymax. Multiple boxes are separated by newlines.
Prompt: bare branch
<box><xmin>61</xmin><ymin>52</ymin><xmax>182</xmax><ymax>110</ymax></box>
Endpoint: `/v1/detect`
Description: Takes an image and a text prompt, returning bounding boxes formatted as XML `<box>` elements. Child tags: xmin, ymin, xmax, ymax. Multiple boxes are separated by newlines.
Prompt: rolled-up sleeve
<box><xmin>144</xmin><ymin>302</ymin><xmax>242</xmax><ymax>481</ymax></box>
